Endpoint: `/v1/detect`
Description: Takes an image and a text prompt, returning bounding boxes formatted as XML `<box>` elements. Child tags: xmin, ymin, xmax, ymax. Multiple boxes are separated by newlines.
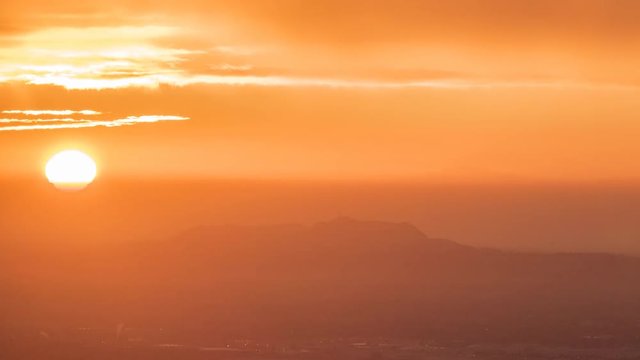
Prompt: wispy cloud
<box><xmin>0</xmin><ymin>24</ymin><xmax>627</xmax><ymax>91</ymax></box>
<box><xmin>0</xmin><ymin>118</ymin><xmax>87</xmax><ymax>124</ymax></box>
<box><xmin>1</xmin><ymin>72</ymin><xmax>593</xmax><ymax>91</ymax></box>
<box><xmin>0</xmin><ymin>25</ymin><xmax>200</xmax><ymax>90</ymax></box>
<box><xmin>212</xmin><ymin>45</ymin><xmax>259</xmax><ymax>56</ymax></box>
<box><xmin>0</xmin><ymin>110</ymin><xmax>189</xmax><ymax>131</ymax></box>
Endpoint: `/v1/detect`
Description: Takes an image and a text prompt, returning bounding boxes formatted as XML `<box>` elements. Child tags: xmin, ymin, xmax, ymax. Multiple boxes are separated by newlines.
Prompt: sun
<box><xmin>45</xmin><ymin>150</ymin><xmax>97</xmax><ymax>191</ymax></box>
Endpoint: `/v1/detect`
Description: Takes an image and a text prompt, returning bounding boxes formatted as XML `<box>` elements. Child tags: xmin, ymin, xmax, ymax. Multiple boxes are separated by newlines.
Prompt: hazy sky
<box><xmin>1</xmin><ymin>0</ymin><xmax>640</xmax><ymax>182</ymax></box>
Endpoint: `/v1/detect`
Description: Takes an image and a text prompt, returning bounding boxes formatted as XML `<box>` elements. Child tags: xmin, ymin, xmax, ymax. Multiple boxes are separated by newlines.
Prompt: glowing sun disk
<box><xmin>45</xmin><ymin>150</ymin><xmax>97</xmax><ymax>190</ymax></box>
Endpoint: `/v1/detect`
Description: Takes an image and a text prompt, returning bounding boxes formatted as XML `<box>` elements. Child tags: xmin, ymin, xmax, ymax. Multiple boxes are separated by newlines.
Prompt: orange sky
<box><xmin>1</xmin><ymin>0</ymin><xmax>640</xmax><ymax>182</ymax></box>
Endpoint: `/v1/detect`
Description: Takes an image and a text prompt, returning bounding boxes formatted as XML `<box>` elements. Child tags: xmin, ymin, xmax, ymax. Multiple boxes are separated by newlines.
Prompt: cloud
<box><xmin>0</xmin><ymin>25</ymin><xmax>203</xmax><ymax>90</ymax></box>
<box><xmin>0</xmin><ymin>73</ymin><xmax>529</xmax><ymax>90</ymax></box>
<box><xmin>1</xmin><ymin>2</ymin><xmax>640</xmax><ymax>91</ymax></box>
<box><xmin>0</xmin><ymin>110</ymin><xmax>189</xmax><ymax>131</ymax></box>
<box><xmin>0</xmin><ymin>118</ymin><xmax>88</xmax><ymax>124</ymax></box>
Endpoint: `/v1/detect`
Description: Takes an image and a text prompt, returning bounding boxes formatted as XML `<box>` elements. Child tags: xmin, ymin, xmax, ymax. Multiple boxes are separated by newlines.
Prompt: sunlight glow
<box><xmin>45</xmin><ymin>150</ymin><xmax>97</xmax><ymax>191</ymax></box>
<box><xmin>0</xmin><ymin>25</ymin><xmax>196</xmax><ymax>90</ymax></box>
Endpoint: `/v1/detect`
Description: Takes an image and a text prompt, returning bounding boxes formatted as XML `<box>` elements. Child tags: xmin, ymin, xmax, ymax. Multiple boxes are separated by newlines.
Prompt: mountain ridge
<box><xmin>3</xmin><ymin>217</ymin><xmax>640</xmax><ymax>345</ymax></box>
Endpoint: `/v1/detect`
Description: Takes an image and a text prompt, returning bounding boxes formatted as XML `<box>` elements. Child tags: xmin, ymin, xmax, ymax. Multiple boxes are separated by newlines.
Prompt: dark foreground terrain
<box><xmin>3</xmin><ymin>218</ymin><xmax>640</xmax><ymax>359</ymax></box>
<box><xmin>6</xmin><ymin>338</ymin><xmax>640</xmax><ymax>360</ymax></box>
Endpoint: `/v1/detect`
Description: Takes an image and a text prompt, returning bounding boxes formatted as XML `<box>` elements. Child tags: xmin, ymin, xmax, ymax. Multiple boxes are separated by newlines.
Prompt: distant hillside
<box><xmin>2</xmin><ymin>218</ymin><xmax>640</xmax><ymax>345</ymax></box>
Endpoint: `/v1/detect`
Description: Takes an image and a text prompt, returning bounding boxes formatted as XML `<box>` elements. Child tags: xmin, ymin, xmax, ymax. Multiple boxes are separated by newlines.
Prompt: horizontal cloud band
<box><xmin>1</xmin><ymin>24</ymin><xmax>629</xmax><ymax>92</ymax></box>
<box><xmin>0</xmin><ymin>113</ymin><xmax>189</xmax><ymax>131</ymax></box>
<box><xmin>1</xmin><ymin>73</ymin><xmax>604</xmax><ymax>91</ymax></box>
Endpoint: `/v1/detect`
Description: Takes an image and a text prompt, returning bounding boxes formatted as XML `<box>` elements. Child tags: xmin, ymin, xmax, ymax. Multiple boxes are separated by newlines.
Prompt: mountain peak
<box><xmin>314</xmin><ymin>217</ymin><xmax>429</xmax><ymax>239</ymax></box>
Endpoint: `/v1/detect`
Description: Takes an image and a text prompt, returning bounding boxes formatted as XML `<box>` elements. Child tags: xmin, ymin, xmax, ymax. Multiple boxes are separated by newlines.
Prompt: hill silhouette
<box><xmin>3</xmin><ymin>218</ymin><xmax>640</xmax><ymax>346</ymax></box>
